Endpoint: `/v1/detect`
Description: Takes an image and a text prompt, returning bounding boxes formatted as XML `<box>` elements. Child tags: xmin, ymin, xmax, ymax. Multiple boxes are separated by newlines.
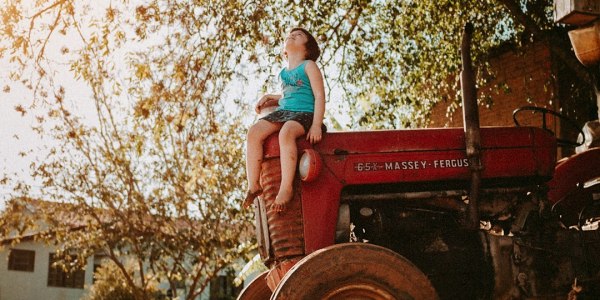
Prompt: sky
<box><xmin>0</xmin><ymin>1</ymin><xmax>121</xmax><ymax>209</ymax></box>
<box><xmin>0</xmin><ymin>81</ymin><xmax>44</xmax><ymax>206</ymax></box>
<box><xmin>1</xmin><ymin>57</ymin><xmax>105</xmax><ymax>206</ymax></box>
<box><xmin>0</xmin><ymin>53</ymin><xmax>95</xmax><ymax>210</ymax></box>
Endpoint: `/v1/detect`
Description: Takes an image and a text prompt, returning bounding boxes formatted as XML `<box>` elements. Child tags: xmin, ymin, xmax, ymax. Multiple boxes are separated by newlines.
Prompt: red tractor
<box><xmin>239</xmin><ymin>24</ymin><xmax>600</xmax><ymax>300</ymax></box>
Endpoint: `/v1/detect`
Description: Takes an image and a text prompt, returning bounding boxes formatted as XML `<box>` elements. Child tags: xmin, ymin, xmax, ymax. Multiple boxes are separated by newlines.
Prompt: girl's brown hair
<box><xmin>290</xmin><ymin>28</ymin><xmax>320</xmax><ymax>61</ymax></box>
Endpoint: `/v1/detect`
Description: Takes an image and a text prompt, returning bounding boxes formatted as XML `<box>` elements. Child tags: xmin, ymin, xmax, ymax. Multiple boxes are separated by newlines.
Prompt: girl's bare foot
<box><xmin>271</xmin><ymin>188</ymin><xmax>293</xmax><ymax>213</ymax></box>
<box><xmin>243</xmin><ymin>188</ymin><xmax>263</xmax><ymax>208</ymax></box>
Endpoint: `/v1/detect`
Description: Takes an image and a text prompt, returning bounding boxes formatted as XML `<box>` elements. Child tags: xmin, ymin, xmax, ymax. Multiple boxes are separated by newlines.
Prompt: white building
<box><xmin>0</xmin><ymin>200</ymin><xmax>254</xmax><ymax>300</ymax></box>
<box><xmin>0</xmin><ymin>237</ymin><xmax>97</xmax><ymax>300</ymax></box>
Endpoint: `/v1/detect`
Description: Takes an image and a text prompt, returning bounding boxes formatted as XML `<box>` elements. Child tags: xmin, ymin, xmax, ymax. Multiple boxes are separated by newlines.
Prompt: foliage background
<box><xmin>0</xmin><ymin>0</ymin><xmax>597</xmax><ymax>299</ymax></box>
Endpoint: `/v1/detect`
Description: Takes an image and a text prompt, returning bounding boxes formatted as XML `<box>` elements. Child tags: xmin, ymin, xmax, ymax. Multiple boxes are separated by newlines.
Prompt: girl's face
<box><xmin>284</xmin><ymin>30</ymin><xmax>308</xmax><ymax>55</ymax></box>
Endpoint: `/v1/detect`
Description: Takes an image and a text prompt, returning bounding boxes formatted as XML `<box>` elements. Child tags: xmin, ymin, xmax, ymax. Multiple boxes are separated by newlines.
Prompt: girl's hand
<box><xmin>254</xmin><ymin>95</ymin><xmax>270</xmax><ymax>114</ymax></box>
<box><xmin>255</xmin><ymin>94</ymin><xmax>281</xmax><ymax>114</ymax></box>
<box><xmin>306</xmin><ymin>124</ymin><xmax>322</xmax><ymax>144</ymax></box>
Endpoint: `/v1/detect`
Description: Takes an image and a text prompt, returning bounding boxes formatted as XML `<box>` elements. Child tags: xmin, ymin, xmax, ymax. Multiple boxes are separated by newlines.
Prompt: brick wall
<box><xmin>428</xmin><ymin>41</ymin><xmax>558</xmax><ymax>130</ymax></box>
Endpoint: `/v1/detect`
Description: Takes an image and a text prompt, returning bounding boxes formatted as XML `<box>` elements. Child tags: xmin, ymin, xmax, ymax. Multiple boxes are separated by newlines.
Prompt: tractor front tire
<box><xmin>271</xmin><ymin>243</ymin><xmax>438</xmax><ymax>300</ymax></box>
<box><xmin>237</xmin><ymin>271</ymin><xmax>272</xmax><ymax>300</ymax></box>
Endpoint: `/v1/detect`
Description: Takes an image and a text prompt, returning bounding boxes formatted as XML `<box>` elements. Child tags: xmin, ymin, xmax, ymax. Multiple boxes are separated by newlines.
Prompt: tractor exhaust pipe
<box><xmin>461</xmin><ymin>23</ymin><xmax>483</xmax><ymax>230</ymax></box>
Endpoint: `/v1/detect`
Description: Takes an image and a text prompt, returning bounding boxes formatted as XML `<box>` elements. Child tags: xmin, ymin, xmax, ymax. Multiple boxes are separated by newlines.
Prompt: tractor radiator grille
<box><xmin>260</xmin><ymin>157</ymin><xmax>305</xmax><ymax>259</ymax></box>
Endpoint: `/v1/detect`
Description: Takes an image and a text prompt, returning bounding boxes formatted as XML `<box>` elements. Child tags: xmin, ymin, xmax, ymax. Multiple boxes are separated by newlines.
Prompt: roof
<box><xmin>1</xmin><ymin>197</ymin><xmax>254</xmax><ymax>245</ymax></box>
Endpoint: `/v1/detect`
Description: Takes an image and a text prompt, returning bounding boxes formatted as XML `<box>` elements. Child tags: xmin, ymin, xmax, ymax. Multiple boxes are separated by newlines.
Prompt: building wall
<box><xmin>0</xmin><ymin>239</ymin><xmax>251</xmax><ymax>300</ymax></box>
<box><xmin>0</xmin><ymin>240</ymin><xmax>95</xmax><ymax>300</ymax></box>
<box><xmin>428</xmin><ymin>41</ymin><xmax>557</xmax><ymax>130</ymax></box>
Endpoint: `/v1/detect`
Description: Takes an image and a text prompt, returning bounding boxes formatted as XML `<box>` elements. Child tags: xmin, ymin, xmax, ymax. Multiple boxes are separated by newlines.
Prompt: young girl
<box><xmin>244</xmin><ymin>28</ymin><xmax>326</xmax><ymax>213</ymax></box>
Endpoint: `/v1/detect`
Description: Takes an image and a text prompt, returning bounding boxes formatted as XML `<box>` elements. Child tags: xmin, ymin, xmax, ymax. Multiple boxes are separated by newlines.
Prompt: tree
<box><xmin>84</xmin><ymin>259</ymin><xmax>158</xmax><ymax>300</ymax></box>
<box><xmin>0</xmin><ymin>0</ymin><xmax>597</xmax><ymax>298</ymax></box>
<box><xmin>301</xmin><ymin>0</ymin><xmax>594</xmax><ymax>128</ymax></box>
<box><xmin>1</xmin><ymin>0</ymin><xmax>258</xmax><ymax>299</ymax></box>
<box><xmin>2</xmin><ymin>1</ymin><xmax>596</xmax><ymax>128</ymax></box>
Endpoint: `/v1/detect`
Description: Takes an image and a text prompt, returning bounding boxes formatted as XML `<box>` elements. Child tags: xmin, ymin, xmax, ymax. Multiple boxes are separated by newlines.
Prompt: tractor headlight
<box><xmin>299</xmin><ymin>149</ymin><xmax>322</xmax><ymax>182</ymax></box>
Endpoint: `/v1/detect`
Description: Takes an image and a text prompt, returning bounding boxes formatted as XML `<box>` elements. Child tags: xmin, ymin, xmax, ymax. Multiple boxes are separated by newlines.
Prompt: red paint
<box><xmin>262</xmin><ymin>126</ymin><xmax>557</xmax><ymax>254</ymax></box>
<box><xmin>548</xmin><ymin>148</ymin><xmax>600</xmax><ymax>204</ymax></box>
<box><xmin>547</xmin><ymin>148</ymin><xmax>600</xmax><ymax>225</ymax></box>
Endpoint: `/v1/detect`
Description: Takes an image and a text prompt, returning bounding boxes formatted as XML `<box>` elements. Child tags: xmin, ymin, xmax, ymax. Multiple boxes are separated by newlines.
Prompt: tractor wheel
<box><xmin>271</xmin><ymin>243</ymin><xmax>438</xmax><ymax>300</ymax></box>
<box><xmin>237</xmin><ymin>271</ymin><xmax>272</xmax><ymax>300</ymax></box>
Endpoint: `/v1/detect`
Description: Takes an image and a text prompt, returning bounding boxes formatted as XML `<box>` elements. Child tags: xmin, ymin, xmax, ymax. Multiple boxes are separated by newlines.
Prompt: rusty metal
<box><xmin>254</xmin><ymin>192</ymin><xmax>271</xmax><ymax>264</ymax></box>
<box><xmin>461</xmin><ymin>22</ymin><xmax>483</xmax><ymax>230</ymax></box>
<box><xmin>236</xmin><ymin>271</ymin><xmax>272</xmax><ymax>300</ymax></box>
<box><xmin>321</xmin><ymin>283</ymin><xmax>396</xmax><ymax>300</ymax></box>
<box><xmin>341</xmin><ymin>187</ymin><xmax>530</xmax><ymax>202</ymax></box>
<box><xmin>265</xmin><ymin>258</ymin><xmax>301</xmax><ymax>292</ymax></box>
<box><xmin>342</xmin><ymin>189</ymin><xmax>468</xmax><ymax>201</ymax></box>
<box><xmin>271</xmin><ymin>243</ymin><xmax>439</xmax><ymax>300</ymax></box>
<box><xmin>260</xmin><ymin>157</ymin><xmax>305</xmax><ymax>260</ymax></box>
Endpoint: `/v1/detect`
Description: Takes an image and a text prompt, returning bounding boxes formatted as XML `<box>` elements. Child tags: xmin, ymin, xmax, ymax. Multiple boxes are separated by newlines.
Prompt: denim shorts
<box><xmin>261</xmin><ymin>110</ymin><xmax>327</xmax><ymax>133</ymax></box>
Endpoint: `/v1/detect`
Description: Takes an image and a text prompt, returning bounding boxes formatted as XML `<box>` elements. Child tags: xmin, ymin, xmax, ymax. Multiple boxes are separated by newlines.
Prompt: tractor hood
<box><xmin>263</xmin><ymin>126</ymin><xmax>556</xmax><ymax>185</ymax></box>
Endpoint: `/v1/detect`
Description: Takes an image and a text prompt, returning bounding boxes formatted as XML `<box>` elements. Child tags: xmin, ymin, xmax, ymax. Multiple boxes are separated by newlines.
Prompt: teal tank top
<box><xmin>278</xmin><ymin>61</ymin><xmax>315</xmax><ymax>112</ymax></box>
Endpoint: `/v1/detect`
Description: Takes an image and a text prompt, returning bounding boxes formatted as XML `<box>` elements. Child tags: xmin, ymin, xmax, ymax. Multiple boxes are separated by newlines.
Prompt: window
<box><xmin>47</xmin><ymin>253</ymin><xmax>85</xmax><ymax>289</ymax></box>
<box><xmin>92</xmin><ymin>254</ymin><xmax>108</xmax><ymax>284</ymax></box>
<box><xmin>209</xmin><ymin>270</ymin><xmax>243</xmax><ymax>300</ymax></box>
<box><xmin>92</xmin><ymin>264</ymin><xmax>101</xmax><ymax>284</ymax></box>
<box><xmin>8</xmin><ymin>249</ymin><xmax>35</xmax><ymax>272</ymax></box>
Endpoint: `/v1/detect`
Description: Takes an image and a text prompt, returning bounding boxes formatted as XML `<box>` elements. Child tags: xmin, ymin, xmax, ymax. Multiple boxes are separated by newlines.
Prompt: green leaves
<box><xmin>0</xmin><ymin>0</ymin><xmax>571</xmax><ymax>129</ymax></box>
<box><xmin>3</xmin><ymin>0</ymin><xmax>588</xmax><ymax>298</ymax></box>
<box><xmin>2</xmin><ymin>1</ymin><xmax>256</xmax><ymax>298</ymax></box>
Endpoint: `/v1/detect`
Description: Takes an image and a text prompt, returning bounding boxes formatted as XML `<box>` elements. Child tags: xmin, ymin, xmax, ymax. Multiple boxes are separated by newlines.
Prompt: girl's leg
<box><xmin>271</xmin><ymin>121</ymin><xmax>306</xmax><ymax>212</ymax></box>
<box><xmin>245</xmin><ymin>120</ymin><xmax>281</xmax><ymax>207</ymax></box>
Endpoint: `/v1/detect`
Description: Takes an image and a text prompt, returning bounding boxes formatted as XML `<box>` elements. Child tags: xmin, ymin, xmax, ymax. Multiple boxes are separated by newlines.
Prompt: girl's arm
<box><xmin>255</xmin><ymin>94</ymin><xmax>282</xmax><ymax>114</ymax></box>
<box><xmin>305</xmin><ymin>61</ymin><xmax>326</xmax><ymax>144</ymax></box>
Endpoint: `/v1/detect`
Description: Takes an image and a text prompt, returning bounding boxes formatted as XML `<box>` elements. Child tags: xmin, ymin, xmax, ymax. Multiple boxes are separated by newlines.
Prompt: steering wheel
<box><xmin>513</xmin><ymin>106</ymin><xmax>585</xmax><ymax>147</ymax></box>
